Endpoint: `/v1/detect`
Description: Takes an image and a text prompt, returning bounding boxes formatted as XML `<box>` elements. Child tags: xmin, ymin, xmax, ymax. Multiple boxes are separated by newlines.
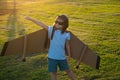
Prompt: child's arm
<box><xmin>66</xmin><ymin>40</ymin><xmax>71</xmax><ymax>60</ymax></box>
<box><xmin>25</xmin><ymin>16</ymin><xmax>48</xmax><ymax>30</ymax></box>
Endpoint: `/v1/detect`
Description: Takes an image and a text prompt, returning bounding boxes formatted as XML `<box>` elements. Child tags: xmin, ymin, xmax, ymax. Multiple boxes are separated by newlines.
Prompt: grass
<box><xmin>0</xmin><ymin>0</ymin><xmax>120</xmax><ymax>80</ymax></box>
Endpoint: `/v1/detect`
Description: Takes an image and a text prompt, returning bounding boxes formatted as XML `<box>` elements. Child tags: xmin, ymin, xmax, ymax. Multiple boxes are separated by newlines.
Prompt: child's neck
<box><xmin>55</xmin><ymin>27</ymin><xmax>62</xmax><ymax>31</ymax></box>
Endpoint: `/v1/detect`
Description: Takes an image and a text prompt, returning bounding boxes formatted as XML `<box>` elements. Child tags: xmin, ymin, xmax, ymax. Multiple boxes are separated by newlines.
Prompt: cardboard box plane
<box><xmin>1</xmin><ymin>29</ymin><xmax>100</xmax><ymax>69</ymax></box>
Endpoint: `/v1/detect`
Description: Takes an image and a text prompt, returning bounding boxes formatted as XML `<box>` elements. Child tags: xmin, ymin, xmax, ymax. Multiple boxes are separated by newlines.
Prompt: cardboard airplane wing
<box><xmin>1</xmin><ymin>29</ymin><xmax>100</xmax><ymax>69</ymax></box>
<box><xmin>1</xmin><ymin>29</ymin><xmax>49</xmax><ymax>56</ymax></box>
<box><xmin>69</xmin><ymin>32</ymin><xmax>100</xmax><ymax>69</ymax></box>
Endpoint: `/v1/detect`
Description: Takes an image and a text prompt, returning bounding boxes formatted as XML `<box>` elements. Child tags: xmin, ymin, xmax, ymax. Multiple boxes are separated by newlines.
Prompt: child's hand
<box><xmin>25</xmin><ymin>16</ymin><xmax>32</xmax><ymax>20</ymax></box>
<box><xmin>67</xmin><ymin>56</ymin><xmax>71</xmax><ymax>62</ymax></box>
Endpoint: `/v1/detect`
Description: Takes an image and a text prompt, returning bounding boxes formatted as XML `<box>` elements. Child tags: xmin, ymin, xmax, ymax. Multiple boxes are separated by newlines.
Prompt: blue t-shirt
<box><xmin>48</xmin><ymin>26</ymin><xmax>70</xmax><ymax>60</ymax></box>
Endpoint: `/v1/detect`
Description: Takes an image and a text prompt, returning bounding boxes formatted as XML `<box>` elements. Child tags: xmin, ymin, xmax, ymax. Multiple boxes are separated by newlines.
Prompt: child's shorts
<box><xmin>48</xmin><ymin>58</ymin><xmax>69</xmax><ymax>72</ymax></box>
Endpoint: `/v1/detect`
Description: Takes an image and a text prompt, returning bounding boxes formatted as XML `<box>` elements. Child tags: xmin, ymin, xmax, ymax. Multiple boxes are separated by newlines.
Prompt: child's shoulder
<box><xmin>65</xmin><ymin>30</ymin><xmax>71</xmax><ymax>33</ymax></box>
<box><xmin>65</xmin><ymin>30</ymin><xmax>71</xmax><ymax>37</ymax></box>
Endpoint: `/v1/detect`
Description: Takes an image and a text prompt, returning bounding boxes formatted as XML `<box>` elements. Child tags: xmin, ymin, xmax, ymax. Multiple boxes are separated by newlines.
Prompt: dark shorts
<box><xmin>48</xmin><ymin>58</ymin><xmax>69</xmax><ymax>72</ymax></box>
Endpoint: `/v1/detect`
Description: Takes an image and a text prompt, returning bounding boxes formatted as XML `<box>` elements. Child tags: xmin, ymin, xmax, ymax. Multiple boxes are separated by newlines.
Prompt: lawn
<box><xmin>0</xmin><ymin>0</ymin><xmax>120</xmax><ymax>80</ymax></box>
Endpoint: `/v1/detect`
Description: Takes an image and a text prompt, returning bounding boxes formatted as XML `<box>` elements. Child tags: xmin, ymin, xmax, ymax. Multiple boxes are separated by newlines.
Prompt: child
<box><xmin>25</xmin><ymin>14</ymin><xmax>76</xmax><ymax>80</ymax></box>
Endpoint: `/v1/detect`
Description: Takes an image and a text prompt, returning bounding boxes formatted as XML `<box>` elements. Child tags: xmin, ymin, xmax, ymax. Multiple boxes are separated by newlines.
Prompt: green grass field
<box><xmin>0</xmin><ymin>0</ymin><xmax>120</xmax><ymax>80</ymax></box>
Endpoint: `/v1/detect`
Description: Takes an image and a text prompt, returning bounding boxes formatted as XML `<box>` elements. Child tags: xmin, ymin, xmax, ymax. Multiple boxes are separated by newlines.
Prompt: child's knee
<box><xmin>50</xmin><ymin>72</ymin><xmax>57</xmax><ymax>75</ymax></box>
<box><xmin>65</xmin><ymin>69</ymin><xmax>71</xmax><ymax>73</ymax></box>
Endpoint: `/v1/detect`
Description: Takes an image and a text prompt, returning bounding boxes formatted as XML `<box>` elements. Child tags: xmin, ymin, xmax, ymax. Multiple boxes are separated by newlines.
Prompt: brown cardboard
<box><xmin>69</xmin><ymin>32</ymin><xmax>100</xmax><ymax>69</ymax></box>
<box><xmin>1</xmin><ymin>29</ymin><xmax>100</xmax><ymax>69</ymax></box>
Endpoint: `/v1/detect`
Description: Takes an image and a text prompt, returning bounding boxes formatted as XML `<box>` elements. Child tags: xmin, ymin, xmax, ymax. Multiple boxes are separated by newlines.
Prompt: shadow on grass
<box><xmin>0</xmin><ymin>53</ymin><xmax>50</xmax><ymax>80</ymax></box>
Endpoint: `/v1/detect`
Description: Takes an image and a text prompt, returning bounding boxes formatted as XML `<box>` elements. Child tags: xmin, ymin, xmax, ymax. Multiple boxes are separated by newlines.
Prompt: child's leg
<box><xmin>65</xmin><ymin>69</ymin><xmax>76</xmax><ymax>80</ymax></box>
<box><xmin>48</xmin><ymin>58</ymin><xmax>58</xmax><ymax>80</ymax></box>
<box><xmin>50</xmin><ymin>72</ymin><xmax>57</xmax><ymax>80</ymax></box>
